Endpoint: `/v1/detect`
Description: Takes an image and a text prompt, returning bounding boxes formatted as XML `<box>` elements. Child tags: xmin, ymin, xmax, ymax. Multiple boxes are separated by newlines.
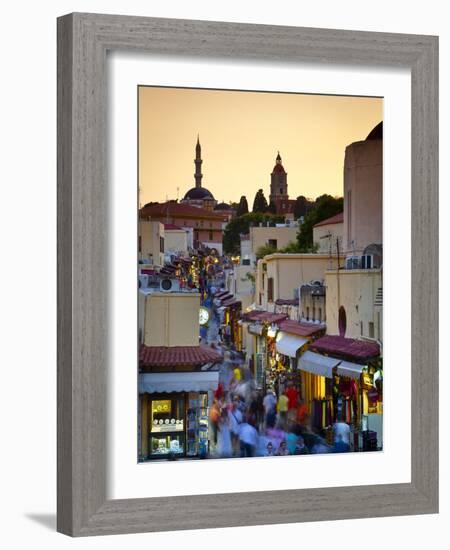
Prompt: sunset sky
<box><xmin>139</xmin><ymin>86</ymin><xmax>382</xmax><ymax>206</ymax></box>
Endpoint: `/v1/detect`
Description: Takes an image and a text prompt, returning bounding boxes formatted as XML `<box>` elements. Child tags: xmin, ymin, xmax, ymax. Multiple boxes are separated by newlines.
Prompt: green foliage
<box><xmin>244</xmin><ymin>271</ymin><xmax>256</xmax><ymax>284</ymax></box>
<box><xmin>293</xmin><ymin>195</ymin><xmax>314</xmax><ymax>219</ymax></box>
<box><xmin>255</xmin><ymin>244</ymin><xmax>277</xmax><ymax>260</ymax></box>
<box><xmin>236</xmin><ymin>195</ymin><xmax>249</xmax><ymax>217</ymax></box>
<box><xmin>278</xmin><ymin>241</ymin><xmax>301</xmax><ymax>253</ymax></box>
<box><xmin>222</xmin><ymin>212</ymin><xmax>284</xmax><ymax>255</ymax></box>
<box><xmin>252</xmin><ymin>189</ymin><xmax>269</xmax><ymax>213</ymax></box>
<box><xmin>297</xmin><ymin>194</ymin><xmax>343</xmax><ymax>251</ymax></box>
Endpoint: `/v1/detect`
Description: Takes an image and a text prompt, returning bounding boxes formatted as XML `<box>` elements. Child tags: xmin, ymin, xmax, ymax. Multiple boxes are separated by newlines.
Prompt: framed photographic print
<box><xmin>57</xmin><ymin>13</ymin><xmax>438</xmax><ymax>536</ymax></box>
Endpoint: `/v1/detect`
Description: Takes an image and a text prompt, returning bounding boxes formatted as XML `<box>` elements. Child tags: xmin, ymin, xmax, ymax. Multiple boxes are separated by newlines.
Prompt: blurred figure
<box><xmin>265</xmin><ymin>441</ymin><xmax>275</xmax><ymax>456</ymax></box>
<box><xmin>276</xmin><ymin>440</ymin><xmax>289</xmax><ymax>456</ymax></box>
<box><xmin>294</xmin><ymin>435</ymin><xmax>309</xmax><ymax>455</ymax></box>
<box><xmin>332</xmin><ymin>434</ymin><xmax>350</xmax><ymax>453</ymax></box>
<box><xmin>217</xmin><ymin>407</ymin><xmax>232</xmax><ymax>458</ymax></box>
<box><xmin>209</xmin><ymin>398</ymin><xmax>220</xmax><ymax>447</ymax></box>
<box><xmin>285</xmin><ymin>383</ymin><xmax>299</xmax><ymax>424</ymax></box>
<box><xmin>266</xmin><ymin>423</ymin><xmax>285</xmax><ymax>453</ymax></box>
<box><xmin>286</xmin><ymin>427</ymin><xmax>299</xmax><ymax>455</ymax></box>
<box><xmin>332</xmin><ymin>420</ymin><xmax>351</xmax><ymax>448</ymax></box>
<box><xmin>263</xmin><ymin>390</ymin><xmax>277</xmax><ymax>427</ymax></box>
<box><xmin>229</xmin><ymin>398</ymin><xmax>243</xmax><ymax>456</ymax></box>
<box><xmin>277</xmin><ymin>391</ymin><xmax>289</xmax><ymax>429</ymax></box>
<box><xmin>311</xmin><ymin>435</ymin><xmax>332</xmax><ymax>454</ymax></box>
<box><xmin>238</xmin><ymin>416</ymin><xmax>258</xmax><ymax>457</ymax></box>
<box><xmin>296</xmin><ymin>398</ymin><xmax>308</xmax><ymax>426</ymax></box>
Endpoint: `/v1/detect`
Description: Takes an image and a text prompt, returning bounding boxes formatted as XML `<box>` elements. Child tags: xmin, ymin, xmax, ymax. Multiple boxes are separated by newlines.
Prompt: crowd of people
<box><xmin>209</xmin><ymin>370</ymin><xmax>351</xmax><ymax>459</ymax></box>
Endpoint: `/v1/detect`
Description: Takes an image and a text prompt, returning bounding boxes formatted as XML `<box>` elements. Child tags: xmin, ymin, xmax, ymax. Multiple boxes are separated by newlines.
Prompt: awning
<box><xmin>139</xmin><ymin>371</ymin><xmax>219</xmax><ymax>394</ymax></box>
<box><xmin>298</xmin><ymin>350</ymin><xmax>340</xmax><ymax>378</ymax></box>
<box><xmin>275</xmin><ymin>331</ymin><xmax>308</xmax><ymax>358</ymax></box>
<box><xmin>336</xmin><ymin>360</ymin><xmax>365</xmax><ymax>380</ymax></box>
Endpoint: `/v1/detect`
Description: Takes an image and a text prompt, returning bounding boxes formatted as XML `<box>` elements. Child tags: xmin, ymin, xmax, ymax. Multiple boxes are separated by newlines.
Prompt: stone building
<box><xmin>268</xmin><ymin>152</ymin><xmax>296</xmax><ymax>216</ymax></box>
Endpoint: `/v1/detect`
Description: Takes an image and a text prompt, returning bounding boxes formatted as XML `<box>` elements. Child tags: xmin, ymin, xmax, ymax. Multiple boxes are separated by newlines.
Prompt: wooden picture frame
<box><xmin>57</xmin><ymin>13</ymin><xmax>438</xmax><ymax>536</ymax></box>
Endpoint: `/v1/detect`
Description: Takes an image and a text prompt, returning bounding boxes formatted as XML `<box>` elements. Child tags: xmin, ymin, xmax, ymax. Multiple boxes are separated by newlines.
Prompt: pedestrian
<box><xmin>263</xmin><ymin>390</ymin><xmax>276</xmax><ymax>424</ymax></box>
<box><xmin>229</xmin><ymin>398</ymin><xmax>243</xmax><ymax>456</ymax></box>
<box><xmin>286</xmin><ymin>427</ymin><xmax>299</xmax><ymax>455</ymax></box>
<box><xmin>238</xmin><ymin>417</ymin><xmax>258</xmax><ymax>457</ymax></box>
<box><xmin>217</xmin><ymin>407</ymin><xmax>232</xmax><ymax>458</ymax></box>
<box><xmin>275</xmin><ymin>440</ymin><xmax>289</xmax><ymax>456</ymax></box>
<box><xmin>277</xmin><ymin>391</ymin><xmax>289</xmax><ymax>429</ymax></box>
<box><xmin>285</xmin><ymin>383</ymin><xmax>299</xmax><ymax>424</ymax></box>
<box><xmin>209</xmin><ymin>398</ymin><xmax>220</xmax><ymax>447</ymax></box>
<box><xmin>294</xmin><ymin>435</ymin><xmax>309</xmax><ymax>455</ymax></box>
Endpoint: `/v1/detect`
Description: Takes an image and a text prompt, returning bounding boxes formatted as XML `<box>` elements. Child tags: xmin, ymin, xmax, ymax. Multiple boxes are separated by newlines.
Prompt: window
<box><xmin>209</xmin><ymin>231</ymin><xmax>213</xmax><ymax>240</ymax></box>
<box><xmin>306</xmin><ymin>306</ymin><xmax>310</xmax><ymax>321</ymax></box>
<box><xmin>369</xmin><ymin>321</ymin><xmax>375</xmax><ymax>338</ymax></box>
<box><xmin>138</xmin><ymin>235</ymin><xmax>142</xmax><ymax>253</ymax></box>
<box><xmin>268</xmin><ymin>239</ymin><xmax>277</xmax><ymax>248</ymax></box>
<box><xmin>280</xmin><ymin>188</ymin><xmax>283</xmax><ymax>194</ymax></box>
<box><xmin>160</xmin><ymin>236</ymin><xmax>164</xmax><ymax>253</ymax></box>
<box><xmin>267</xmin><ymin>277</ymin><xmax>274</xmax><ymax>302</ymax></box>
<box><xmin>312</xmin><ymin>306</ymin><xmax>316</xmax><ymax>321</ymax></box>
<box><xmin>318</xmin><ymin>308</ymin><xmax>322</xmax><ymax>323</ymax></box>
<box><xmin>360</xmin><ymin>321</ymin><xmax>363</xmax><ymax>335</ymax></box>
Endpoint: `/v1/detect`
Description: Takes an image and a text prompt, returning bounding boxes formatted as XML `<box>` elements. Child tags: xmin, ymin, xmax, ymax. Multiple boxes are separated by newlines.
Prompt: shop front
<box><xmin>139</xmin><ymin>370</ymin><xmax>219</xmax><ymax>460</ymax></box>
<box><xmin>305</xmin><ymin>335</ymin><xmax>382</xmax><ymax>450</ymax></box>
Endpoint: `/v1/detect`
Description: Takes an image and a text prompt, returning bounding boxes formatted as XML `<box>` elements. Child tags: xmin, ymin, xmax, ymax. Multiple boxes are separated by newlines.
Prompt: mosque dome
<box><xmin>183</xmin><ymin>187</ymin><xmax>215</xmax><ymax>200</ymax></box>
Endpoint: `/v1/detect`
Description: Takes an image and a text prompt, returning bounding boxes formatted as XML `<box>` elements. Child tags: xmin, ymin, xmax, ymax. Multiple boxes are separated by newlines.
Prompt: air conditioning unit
<box><xmin>345</xmin><ymin>256</ymin><xmax>360</xmax><ymax>269</ymax></box>
<box><xmin>138</xmin><ymin>274</ymin><xmax>149</xmax><ymax>288</ymax></box>
<box><xmin>159</xmin><ymin>278</ymin><xmax>181</xmax><ymax>292</ymax></box>
<box><xmin>361</xmin><ymin>254</ymin><xmax>374</xmax><ymax>269</ymax></box>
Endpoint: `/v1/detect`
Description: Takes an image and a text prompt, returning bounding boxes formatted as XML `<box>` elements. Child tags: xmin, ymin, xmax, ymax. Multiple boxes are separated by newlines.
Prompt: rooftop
<box><xmin>140</xmin><ymin>201</ymin><xmax>225</xmax><ymax>221</ymax></box>
<box><xmin>140</xmin><ymin>345</ymin><xmax>222</xmax><ymax>369</ymax></box>
<box><xmin>313</xmin><ymin>212</ymin><xmax>344</xmax><ymax>228</ymax></box>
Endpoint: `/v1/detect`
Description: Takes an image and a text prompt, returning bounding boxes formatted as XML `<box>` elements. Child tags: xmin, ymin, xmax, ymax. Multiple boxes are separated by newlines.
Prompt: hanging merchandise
<box><xmin>311</xmin><ymin>398</ymin><xmax>334</xmax><ymax>430</ymax></box>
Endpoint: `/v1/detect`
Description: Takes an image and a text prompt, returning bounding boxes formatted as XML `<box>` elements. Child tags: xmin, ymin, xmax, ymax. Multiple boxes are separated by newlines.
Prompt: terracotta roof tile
<box><xmin>140</xmin><ymin>201</ymin><xmax>225</xmax><ymax>220</ymax></box>
<box><xmin>313</xmin><ymin>212</ymin><xmax>344</xmax><ymax>228</ymax></box>
<box><xmin>140</xmin><ymin>345</ymin><xmax>222</xmax><ymax>368</ymax></box>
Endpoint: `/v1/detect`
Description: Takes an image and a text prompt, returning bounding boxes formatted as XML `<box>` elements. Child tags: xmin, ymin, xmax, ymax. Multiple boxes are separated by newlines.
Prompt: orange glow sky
<box><xmin>139</xmin><ymin>86</ymin><xmax>382</xmax><ymax>206</ymax></box>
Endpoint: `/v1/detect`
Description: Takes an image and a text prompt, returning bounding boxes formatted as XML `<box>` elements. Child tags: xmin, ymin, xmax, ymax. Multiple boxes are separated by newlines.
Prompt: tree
<box><xmin>296</xmin><ymin>194</ymin><xmax>343</xmax><ymax>252</ymax></box>
<box><xmin>252</xmin><ymin>189</ymin><xmax>269</xmax><ymax>213</ymax></box>
<box><xmin>267</xmin><ymin>200</ymin><xmax>277</xmax><ymax>214</ymax></box>
<box><xmin>236</xmin><ymin>195</ymin><xmax>249</xmax><ymax>217</ymax></box>
<box><xmin>222</xmin><ymin>212</ymin><xmax>285</xmax><ymax>255</ymax></box>
<box><xmin>255</xmin><ymin>243</ymin><xmax>277</xmax><ymax>260</ymax></box>
<box><xmin>293</xmin><ymin>195</ymin><xmax>313</xmax><ymax>219</ymax></box>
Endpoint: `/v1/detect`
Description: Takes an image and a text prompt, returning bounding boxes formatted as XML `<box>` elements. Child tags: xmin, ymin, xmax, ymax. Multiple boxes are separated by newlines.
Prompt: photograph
<box><xmin>137</xmin><ymin>86</ymin><xmax>383</xmax><ymax>461</ymax></box>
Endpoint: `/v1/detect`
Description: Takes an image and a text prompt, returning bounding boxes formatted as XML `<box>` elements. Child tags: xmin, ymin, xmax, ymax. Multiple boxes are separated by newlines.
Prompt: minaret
<box><xmin>194</xmin><ymin>135</ymin><xmax>203</xmax><ymax>188</ymax></box>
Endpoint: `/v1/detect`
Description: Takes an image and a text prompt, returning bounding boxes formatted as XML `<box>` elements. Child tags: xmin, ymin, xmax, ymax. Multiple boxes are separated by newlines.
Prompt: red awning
<box><xmin>278</xmin><ymin>319</ymin><xmax>325</xmax><ymax>338</ymax></box>
<box><xmin>140</xmin><ymin>345</ymin><xmax>222</xmax><ymax>369</ymax></box>
<box><xmin>244</xmin><ymin>310</ymin><xmax>288</xmax><ymax>324</ymax></box>
<box><xmin>309</xmin><ymin>335</ymin><xmax>380</xmax><ymax>362</ymax></box>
